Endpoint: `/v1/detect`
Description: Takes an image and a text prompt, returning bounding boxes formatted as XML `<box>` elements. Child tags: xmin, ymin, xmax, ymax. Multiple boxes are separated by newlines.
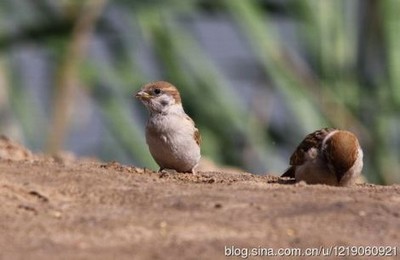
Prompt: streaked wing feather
<box><xmin>185</xmin><ymin>115</ymin><xmax>201</xmax><ymax>146</ymax></box>
<box><xmin>289</xmin><ymin>128</ymin><xmax>336</xmax><ymax>165</ymax></box>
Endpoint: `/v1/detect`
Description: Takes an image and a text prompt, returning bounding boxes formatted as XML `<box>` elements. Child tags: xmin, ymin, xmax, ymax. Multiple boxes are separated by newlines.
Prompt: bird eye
<box><xmin>153</xmin><ymin>88</ymin><xmax>161</xmax><ymax>95</ymax></box>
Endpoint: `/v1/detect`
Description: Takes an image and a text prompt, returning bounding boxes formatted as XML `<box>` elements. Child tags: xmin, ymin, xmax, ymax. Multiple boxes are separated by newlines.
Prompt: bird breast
<box><xmin>145</xmin><ymin>112</ymin><xmax>200</xmax><ymax>171</ymax></box>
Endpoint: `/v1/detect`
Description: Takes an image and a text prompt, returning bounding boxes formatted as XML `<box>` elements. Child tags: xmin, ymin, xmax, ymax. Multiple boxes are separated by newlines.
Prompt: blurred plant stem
<box><xmin>382</xmin><ymin>0</ymin><xmax>400</xmax><ymax>107</ymax></box>
<box><xmin>224</xmin><ymin>0</ymin><xmax>369</xmax><ymax>139</ymax></box>
<box><xmin>46</xmin><ymin>0</ymin><xmax>107</xmax><ymax>154</ymax></box>
<box><xmin>0</xmin><ymin>58</ymin><xmax>23</xmax><ymax>141</ymax></box>
<box><xmin>0</xmin><ymin>0</ymin><xmax>398</xmax><ymax>183</ymax></box>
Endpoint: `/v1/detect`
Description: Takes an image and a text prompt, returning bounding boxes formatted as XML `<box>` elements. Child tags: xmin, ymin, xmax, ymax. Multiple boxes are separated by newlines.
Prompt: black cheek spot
<box><xmin>161</xmin><ymin>100</ymin><xmax>169</xmax><ymax>106</ymax></box>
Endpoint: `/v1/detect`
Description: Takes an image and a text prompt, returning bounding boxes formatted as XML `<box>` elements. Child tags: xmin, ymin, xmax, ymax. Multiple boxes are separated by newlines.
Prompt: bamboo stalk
<box><xmin>46</xmin><ymin>0</ymin><xmax>107</xmax><ymax>153</ymax></box>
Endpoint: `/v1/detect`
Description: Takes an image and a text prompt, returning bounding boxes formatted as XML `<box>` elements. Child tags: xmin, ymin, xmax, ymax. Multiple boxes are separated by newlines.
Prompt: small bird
<box><xmin>281</xmin><ymin>128</ymin><xmax>363</xmax><ymax>186</ymax></box>
<box><xmin>135</xmin><ymin>81</ymin><xmax>201</xmax><ymax>173</ymax></box>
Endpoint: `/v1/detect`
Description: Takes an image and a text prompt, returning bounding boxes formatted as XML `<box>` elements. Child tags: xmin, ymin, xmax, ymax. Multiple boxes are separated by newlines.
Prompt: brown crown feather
<box><xmin>142</xmin><ymin>81</ymin><xmax>182</xmax><ymax>104</ymax></box>
<box><xmin>324</xmin><ymin>131</ymin><xmax>359</xmax><ymax>182</ymax></box>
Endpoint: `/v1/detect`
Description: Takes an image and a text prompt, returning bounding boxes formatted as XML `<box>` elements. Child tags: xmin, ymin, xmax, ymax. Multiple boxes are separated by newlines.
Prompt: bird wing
<box><xmin>289</xmin><ymin>128</ymin><xmax>336</xmax><ymax>165</ymax></box>
<box><xmin>185</xmin><ymin>115</ymin><xmax>201</xmax><ymax>146</ymax></box>
<box><xmin>194</xmin><ymin>128</ymin><xmax>201</xmax><ymax>146</ymax></box>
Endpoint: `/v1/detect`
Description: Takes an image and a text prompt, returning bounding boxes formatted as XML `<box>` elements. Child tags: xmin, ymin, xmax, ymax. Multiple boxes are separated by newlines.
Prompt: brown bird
<box><xmin>281</xmin><ymin>128</ymin><xmax>363</xmax><ymax>186</ymax></box>
<box><xmin>135</xmin><ymin>81</ymin><xmax>201</xmax><ymax>173</ymax></box>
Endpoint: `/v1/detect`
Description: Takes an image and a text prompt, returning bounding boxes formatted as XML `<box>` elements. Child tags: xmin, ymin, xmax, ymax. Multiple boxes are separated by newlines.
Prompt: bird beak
<box><xmin>135</xmin><ymin>91</ymin><xmax>151</xmax><ymax>100</ymax></box>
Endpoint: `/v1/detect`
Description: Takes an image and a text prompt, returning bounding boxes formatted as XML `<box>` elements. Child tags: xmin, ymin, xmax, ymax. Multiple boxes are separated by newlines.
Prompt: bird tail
<box><xmin>281</xmin><ymin>166</ymin><xmax>296</xmax><ymax>178</ymax></box>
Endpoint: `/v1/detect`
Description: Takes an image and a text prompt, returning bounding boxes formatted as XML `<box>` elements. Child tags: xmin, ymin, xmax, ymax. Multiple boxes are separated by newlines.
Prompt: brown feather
<box><xmin>141</xmin><ymin>81</ymin><xmax>182</xmax><ymax>104</ymax></box>
<box><xmin>184</xmin><ymin>115</ymin><xmax>201</xmax><ymax>146</ymax></box>
<box><xmin>281</xmin><ymin>166</ymin><xmax>296</xmax><ymax>178</ymax></box>
<box><xmin>324</xmin><ymin>131</ymin><xmax>359</xmax><ymax>182</ymax></box>
<box><xmin>289</xmin><ymin>128</ymin><xmax>336</xmax><ymax>165</ymax></box>
<box><xmin>194</xmin><ymin>128</ymin><xmax>201</xmax><ymax>146</ymax></box>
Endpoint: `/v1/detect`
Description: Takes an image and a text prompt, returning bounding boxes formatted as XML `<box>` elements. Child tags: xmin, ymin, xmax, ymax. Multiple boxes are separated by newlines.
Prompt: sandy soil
<box><xmin>0</xmin><ymin>137</ymin><xmax>399</xmax><ymax>259</ymax></box>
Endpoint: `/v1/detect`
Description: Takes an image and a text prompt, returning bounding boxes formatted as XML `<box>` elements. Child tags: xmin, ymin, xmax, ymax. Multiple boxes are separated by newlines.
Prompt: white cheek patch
<box><xmin>306</xmin><ymin>147</ymin><xmax>318</xmax><ymax>160</ymax></box>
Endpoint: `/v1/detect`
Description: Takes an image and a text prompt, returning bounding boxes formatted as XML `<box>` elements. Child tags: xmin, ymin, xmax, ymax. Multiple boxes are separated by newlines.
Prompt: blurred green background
<box><xmin>0</xmin><ymin>0</ymin><xmax>399</xmax><ymax>184</ymax></box>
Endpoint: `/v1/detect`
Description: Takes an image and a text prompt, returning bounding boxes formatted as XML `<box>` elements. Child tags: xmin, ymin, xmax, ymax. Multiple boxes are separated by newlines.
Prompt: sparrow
<box><xmin>281</xmin><ymin>128</ymin><xmax>363</xmax><ymax>186</ymax></box>
<box><xmin>135</xmin><ymin>81</ymin><xmax>201</xmax><ymax>173</ymax></box>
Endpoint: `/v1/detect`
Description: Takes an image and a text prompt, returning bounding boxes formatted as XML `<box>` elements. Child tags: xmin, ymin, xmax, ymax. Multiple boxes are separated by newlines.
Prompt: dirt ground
<box><xmin>0</xmin><ymin>137</ymin><xmax>399</xmax><ymax>259</ymax></box>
